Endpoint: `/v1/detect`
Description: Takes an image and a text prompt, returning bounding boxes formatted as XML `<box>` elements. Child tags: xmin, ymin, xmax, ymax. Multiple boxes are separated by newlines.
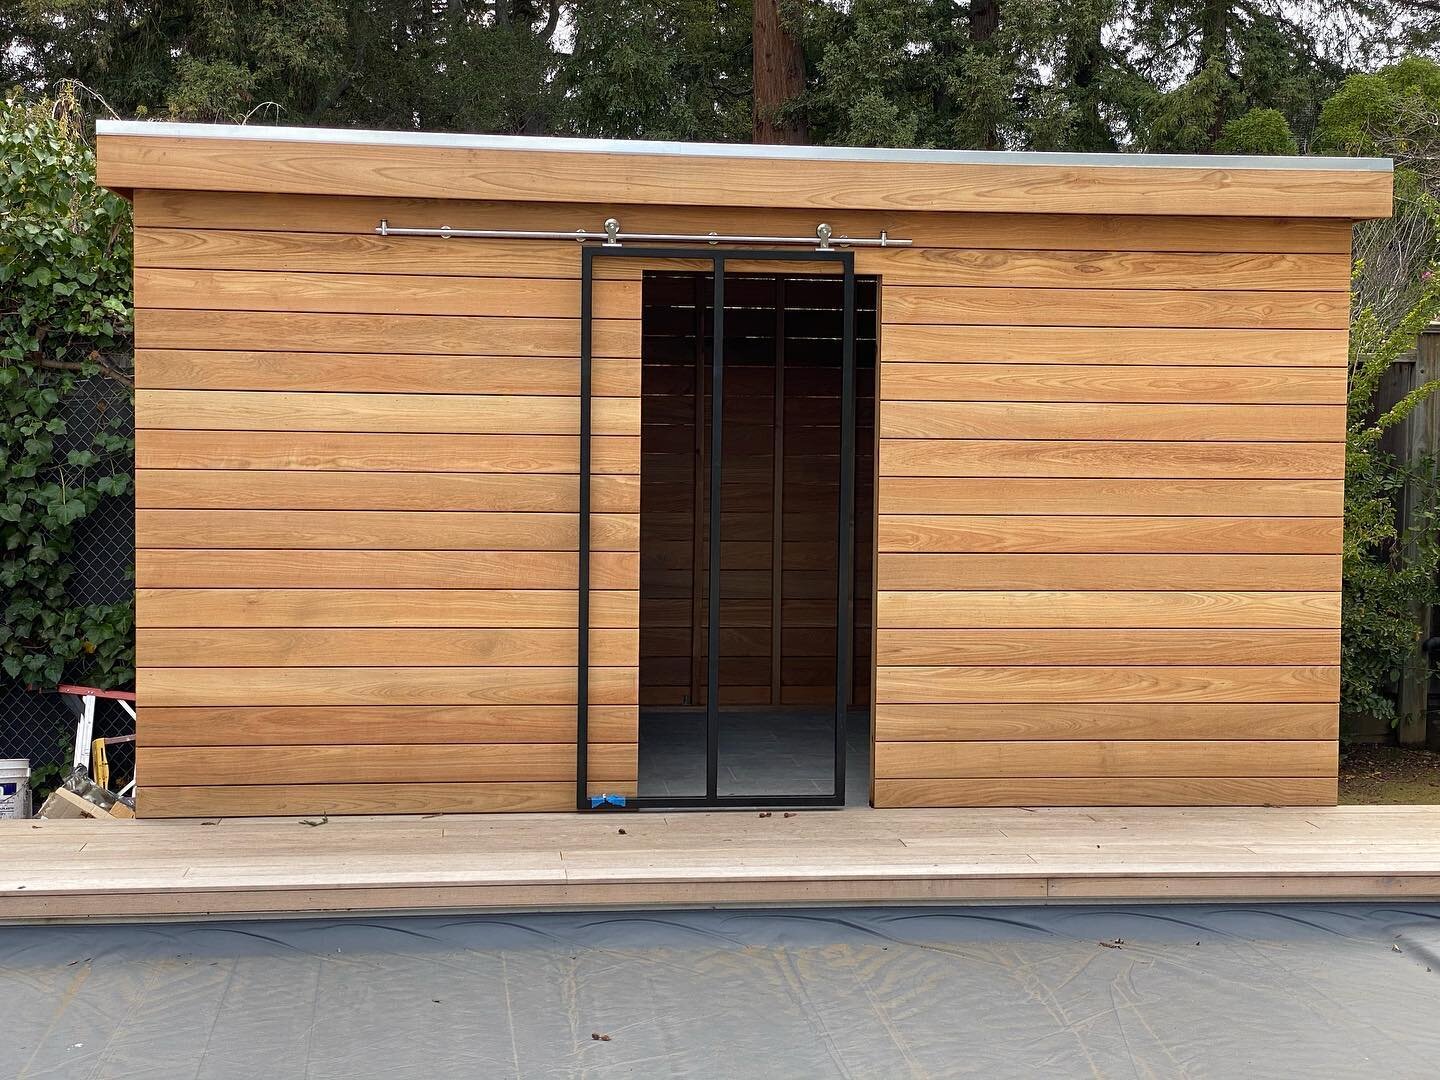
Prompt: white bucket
<box><xmin>0</xmin><ymin>759</ymin><xmax>31</xmax><ymax>820</ymax></box>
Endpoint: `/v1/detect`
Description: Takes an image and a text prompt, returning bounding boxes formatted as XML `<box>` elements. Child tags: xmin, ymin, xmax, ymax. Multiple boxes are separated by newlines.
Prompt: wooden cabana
<box><xmin>96</xmin><ymin>121</ymin><xmax>1392</xmax><ymax>817</ymax></box>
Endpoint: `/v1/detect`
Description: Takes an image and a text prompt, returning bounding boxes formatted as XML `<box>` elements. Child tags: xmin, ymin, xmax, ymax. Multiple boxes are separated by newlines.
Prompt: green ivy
<box><xmin>1</xmin><ymin>88</ymin><xmax>135</xmax><ymax>691</ymax></box>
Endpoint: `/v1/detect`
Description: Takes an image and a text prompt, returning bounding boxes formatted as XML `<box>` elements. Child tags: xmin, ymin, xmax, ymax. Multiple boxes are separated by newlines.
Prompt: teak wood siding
<box><xmin>115</xmin><ymin>136</ymin><xmax>1372</xmax><ymax>815</ymax></box>
<box><xmin>133</xmin><ymin>193</ymin><xmax>645</xmax><ymax>816</ymax></box>
<box><xmin>869</xmin><ymin>208</ymin><xmax>1350</xmax><ymax>809</ymax></box>
<box><xmin>99</xmin><ymin>134</ymin><xmax>1392</xmax><ymax>217</ymax></box>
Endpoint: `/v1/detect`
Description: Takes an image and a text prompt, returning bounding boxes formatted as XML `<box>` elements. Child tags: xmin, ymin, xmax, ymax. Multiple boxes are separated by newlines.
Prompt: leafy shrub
<box><xmin>1323</xmin><ymin>59</ymin><xmax>1440</xmax><ymax>730</ymax></box>
<box><xmin>0</xmin><ymin>87</ymin><xmax>135</xmax><ymax>690</ymax></box>
<box><xmin>1342</xmin><ymin>271</ymin><xmax>1440</xmax><ymax>727</ymax></box>
<box><xmin>1214</xmin><ymin>108</ymin><xmax>1299</xmax><ymax>155</ymax></box>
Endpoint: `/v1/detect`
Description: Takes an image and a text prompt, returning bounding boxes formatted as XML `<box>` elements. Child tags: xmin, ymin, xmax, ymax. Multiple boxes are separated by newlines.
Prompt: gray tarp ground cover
<box><xmin>3</xmin><ymin>903</ymin><xmax>1439</xmax><ymax>1079</ymax></box>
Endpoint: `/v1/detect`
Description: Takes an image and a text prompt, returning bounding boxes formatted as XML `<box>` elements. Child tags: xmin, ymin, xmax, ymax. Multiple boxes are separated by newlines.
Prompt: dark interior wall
<box><xmin>639</xmin><ymin>271</ymin><xmax>877</xmax><ymax>708</ymax></box>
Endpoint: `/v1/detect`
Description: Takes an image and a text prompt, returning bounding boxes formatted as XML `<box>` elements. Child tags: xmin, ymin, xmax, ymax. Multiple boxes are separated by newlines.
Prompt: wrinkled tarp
<box><xmin>4</xmin><ymin>903</ymin><xmax>1440</xmax><ymax>1079</ymax></box>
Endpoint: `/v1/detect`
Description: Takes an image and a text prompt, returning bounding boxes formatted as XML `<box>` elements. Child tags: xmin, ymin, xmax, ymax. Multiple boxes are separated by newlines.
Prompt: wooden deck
<box><xmin>5</xmin><ymin>805</ymin><xmax>1440</xmax><ymax>922</ymax></box>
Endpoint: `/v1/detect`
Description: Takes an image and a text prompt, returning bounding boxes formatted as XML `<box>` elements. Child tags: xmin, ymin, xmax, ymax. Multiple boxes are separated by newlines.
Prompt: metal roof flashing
<box><xmin>94</xmin><ymin>119</ymin><xmax>1392</xmax><ymax>173</ymax></box>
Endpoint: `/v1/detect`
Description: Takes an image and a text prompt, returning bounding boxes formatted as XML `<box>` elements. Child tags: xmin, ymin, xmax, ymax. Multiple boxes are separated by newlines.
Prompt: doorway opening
<box><xmin>630</xmin><ymin>263</ymin><xmax>878</xmax><ymax>808</ymax></box>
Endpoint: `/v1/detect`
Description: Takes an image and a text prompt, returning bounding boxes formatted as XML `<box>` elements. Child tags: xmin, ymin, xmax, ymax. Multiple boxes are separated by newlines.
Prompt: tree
<box><xmin>563</xmin><ymin>1</ymin><xmax>752</xmax><ymax>140</ymax></box>
<box><xmin>1214</xmin><ymin>107</ymin><xmax>1299</xmax><ymax>153</ymax></box>
<box><xmin>2</xmin><ymin>2</ymin><xmax>567</xmax><ymax>131</ymax></box>
<box><xmin>1129</xmin><ymin>0</ymin><xmax>1346</xmax><ymax>152</ymax></box>
<box><xmin>1318</xmin><ymin>59</ymin><xmax>1440</xmax><ymax>728</ymax></box>
<box><xmin>3</xmin><ymin>1</ymin><xmax>349</xmax><ymax>123</ymax></box>
<box><xmin>5</xmin><ymin>0</ymin><xmax>1432</xmax><ymax>152</ymax></box>
<box><xmin>796</xmin><ymin>1</ymin><xmax>1028</xmax><ymax>148</ymax></box>
<box><xmin>793</xmin><ymin>0</ymin><xmax>1351</xmax><ymax>153</ymax></box>
<box><xmin>753</xmin><ymin>0</ymin><xmax>807</xmax><ymax>142</ymax></box>
<box><xmin>1030</xmin><ymin>0</ymin><xmax>1128</xmax><ymax>152</ymax></box>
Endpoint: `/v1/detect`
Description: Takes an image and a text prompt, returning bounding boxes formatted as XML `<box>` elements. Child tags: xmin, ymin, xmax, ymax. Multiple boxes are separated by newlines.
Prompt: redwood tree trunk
<box><xmin>752</xmin><ymin>0</ymin><xmax>807</xmax><ymax>144</ymax></box>
<box><xmin>968</xmin><ymin>0</ymin><xmax>1000</xmax><ymax>42</ymax></box>
<box><xmin>968</xmin><ymin>0</ymin><xmax>1002</xmax><ymax>150</ymax></box>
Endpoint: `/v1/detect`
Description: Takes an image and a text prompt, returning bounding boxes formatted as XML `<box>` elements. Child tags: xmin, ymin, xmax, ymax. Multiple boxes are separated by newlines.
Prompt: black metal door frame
<box><xmin>578</xmin><ymin>246</ymin><xmax>857</xmax><ymax>810</ymax></box>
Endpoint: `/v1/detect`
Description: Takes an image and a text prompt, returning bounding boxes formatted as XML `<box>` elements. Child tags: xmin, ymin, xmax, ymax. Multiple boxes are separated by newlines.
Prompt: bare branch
<box><xmin>540</xmin><ymin>0</ymin><xmax>560</xmax><ymax>42</ymax></box>
<box><xmin>25</xmin><ymin>357</ymin><xmax>135</xmax><ymax>387</ymax></box>
<box><xmin>54</xmin><ymin>79</ymin><xmax>122</xmax><ymax>121</ymax></box>
<box><xmin>241</xmin><ymin>100</ymin><xmax>285</xmax><ymax>125</ymax></box>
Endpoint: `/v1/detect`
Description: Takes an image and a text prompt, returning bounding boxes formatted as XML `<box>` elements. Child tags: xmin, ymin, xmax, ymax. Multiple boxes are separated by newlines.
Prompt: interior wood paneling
<box><xmin>638</xmin><ymin>271</ymin><xmax>876</xmax><ymax>710</ymax></box>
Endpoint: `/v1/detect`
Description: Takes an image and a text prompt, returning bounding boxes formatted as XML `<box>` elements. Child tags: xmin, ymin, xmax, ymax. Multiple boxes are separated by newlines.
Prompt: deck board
<box><xmin>4</xmin><ymin>805</ymin><xmax>1439</xmax><ymax>921</ymax></box>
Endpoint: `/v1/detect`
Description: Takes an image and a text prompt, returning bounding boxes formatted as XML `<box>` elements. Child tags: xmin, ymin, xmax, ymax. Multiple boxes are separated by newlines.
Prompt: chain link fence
<box><xmin>0</xmin><ymin>373</ymin><xmax>136</xmax><ymax>786</ymax></box>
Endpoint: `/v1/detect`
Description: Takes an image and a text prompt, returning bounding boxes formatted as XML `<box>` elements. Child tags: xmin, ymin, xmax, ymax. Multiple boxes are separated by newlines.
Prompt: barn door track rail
<box><xmin>376</xmin><ymin>217</ymin><xmax>911</xmax><ymax>250</ymax></box>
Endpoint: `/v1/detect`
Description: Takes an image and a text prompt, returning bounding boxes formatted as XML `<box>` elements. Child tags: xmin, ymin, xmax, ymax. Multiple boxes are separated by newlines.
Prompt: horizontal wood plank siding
<box><xmin>130</xmin><ymin>192</ymin><xmax>1359</xmax><ymax>251</ymax></box>
<box><xmin>135</xmin><ymin>351</ymin><xmax>641</xmax><ymax>396</ymax></box>
<box><xmin>873</xmin><ymin>778</ymin><xmax>1338</xmax><ymax>806</ymax></box>
<box><xmin>141</xmin><ymin>667</ymin><xmax>640</xmax><ymax>707</ymax></box>
<box><xmin>141</xmin><ymin>705</ymin><xmax>639</xmax><ymax>746</ymax></box>
<box><xmin>133</xmin><ymin>193</ymin><xmax>641</xmax><ymax>815</ymax></box>
<box><xmin>135</xmin><ymin>390</ymin><xmax>640</xmax><ymax>434</ymax></box>
<box><xmin>877</xmin><ymin>440</ymin><xmax>1343</xmax><ymax>478</ymax></box>
<box><xmin>119</xmin><ymin>176</ymin><xmax>1359</xmax><ymax>814</ymax></box>
<box><xmin>99</xmin><ymin>136</ymin><xmax>1392</xmax><ymax>217</ymax></box>
<box><xmin>874</xmin><ymin>555</ymin><xmax>1340</xmax><ymax>591</ymax></box>
<box><xmin>135</xmin><ymin>226</ymin><xmax>1353</xmax><ymax>288</ymax></box>
<box><xmin>870</xmin><ymin>204</ymin><xmax>1349</xmax><ymax>808</ymax></box>
<box><xmin>136</xmin><ymin>510</ymin><xmax>640</xmax><ymax>550</ymax></box>
<box><xmin>136</xmin><ymin>589</ymin><xmax>640</xmax><ymax>627</ymax></box>
<box><xmin>142</xmin><ymin>744</ymin><xmax>640</xmax><ymax>786</ymax></box>
<box><xmin>874</xmin><ymin>740</ymin><xmax>1338</xmax><ymax>777</ymax></box>
<box><xmin>134</xmin><ymin>309</ymin><xmax>639</xmax><ymax>356</ymax></box>
<box><xmin>135</xmin><ymin>550</ymin><xmax>640</xmax><ymax>589</ymax></box>
<box><xmin>135</xmin><ymin>471</ymin><xmax>641</xmax><ymax>512</ymax></box>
